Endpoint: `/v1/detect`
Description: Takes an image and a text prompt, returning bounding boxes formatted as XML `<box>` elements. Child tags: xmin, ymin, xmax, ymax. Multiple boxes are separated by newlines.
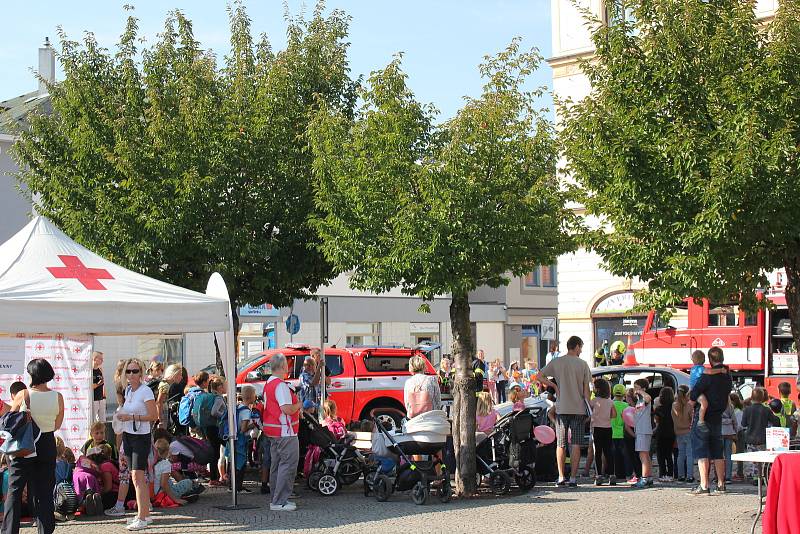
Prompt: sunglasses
<box><xmin>125</xmin><ymin>368</ymin><xmax>141</xmax><ymax>374</ymax></box>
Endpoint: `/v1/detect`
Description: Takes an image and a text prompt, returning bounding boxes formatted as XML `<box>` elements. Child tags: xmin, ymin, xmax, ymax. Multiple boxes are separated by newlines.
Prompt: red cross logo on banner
<box><xmin>47</xmin><ymin>255</ymin><xmax>114</xmax><ymax>290</ymax></box>
<box><xmin>53</xmin><ymin>374</ymin><xmax>61</xmax><ymax>382</ymax></box>
<box><xmin>55</xmin><ymin>353</ymin><xmax>63</xmax><ymax>361</ymax></box>
<box><xmin>73</xmin><ymin>346</ymin><xmax>82</xmax><ymax>354</ymax></box>
<box><xmin>0</xmin><ymin>385</ymin><xmax>4</xmax><ymax>395</ymax></box>
<box><xmin>71</xmin><ymin>425</ymin><xmax>79</xmax><ymax>433</ymax></box>
<box><xmin>71</xmin><ymin>404</ymin><xmax>79</xmax><ymax>413</ymax></box>
<box><xmin>72</xmin><ymin>385</ymin><xmax>80</xmax><ymax>393</ymax></box>
<box><xmin>71</xmin><ymin>366</ymin><xmax>78</xmax><ymax>374</ymax></box>
<box><xmin>34</xmin><ymin>342</ymin><xmax>45</xmax><ymax>352</ymax></box>
<box><xmin>15</xmin><ymin>376</ymin><xmax>22</xmax><ymax>382</ymax></box>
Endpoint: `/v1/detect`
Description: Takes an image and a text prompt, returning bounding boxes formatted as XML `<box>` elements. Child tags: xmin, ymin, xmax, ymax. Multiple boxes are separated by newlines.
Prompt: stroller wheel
<box><xmin>364</xmin><ymin>470</ymin><xmax>377</xmax><ymax>496</ymax></box>
<box><xmin>308</xmin><ymin>470</ymin><xmax>323</xmax><ymax>491</ymax></box>
<box><xmin>438</xmin><ymin>478</ymin><xmax>453</xmax><ymax>503</ymax></box>
<box><xmin>339</xmin><ymin>461</ymin><xmax>363</xmax><ymax>486</ymax></box>
<box><xmin>411</xmin><ymin>481</ymin><xmax>430</xmax><ymax>505</ymax></box>
<box><xmin>516</xmin><ymin>466</ymin><xmax>536</xmax><ymax>491</ymax></box>
<box><xmin>489</xmin><ymin>472</ymin><xmax>512</xmax><ymax>496</ymax></box>
<box><xmin>318</xmin><ymin>473</ymin><xmax>340</xmax><ymax>496</ymax></box>
<box><xmin>374</xmin><ymin>474</ymin><xmax>392</xmax><ymax>502</ymax></box>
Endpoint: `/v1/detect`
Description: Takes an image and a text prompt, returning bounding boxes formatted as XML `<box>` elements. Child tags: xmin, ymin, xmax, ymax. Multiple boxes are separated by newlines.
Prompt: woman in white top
<box><xmin>403</xmin><ymin>355</ymin><xmax>441</xmax><ymax>417</ymax></box>
<box><xmin>2</xmin><ymin>358</ymin><xmax>64</xmax><ymax>534</ymax></box>
<box><xmin>116</xmin><ymin>358</ymin><xmax>158</xmax><ymax>531</ymax></box>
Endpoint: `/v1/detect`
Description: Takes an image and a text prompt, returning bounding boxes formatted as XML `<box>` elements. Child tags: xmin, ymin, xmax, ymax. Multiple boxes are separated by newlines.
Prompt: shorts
<box><xmin>123</xmin><ymin>432</ymin><xmax>152</xmax><ymax>471</ymax></box>
<box><xmin>692</xmin><ymin>416</ymin><xmax>723</xmax><ymax>460</ymax></box>
<box><xmin>635</xmin><ymin>433</ymin><xmax>652</xmax><ymax>453</ymax></box>
<box><xmin>556</xmin><ymin>414</ymin><xmax>589</xmax><ymax>448</ymax></box>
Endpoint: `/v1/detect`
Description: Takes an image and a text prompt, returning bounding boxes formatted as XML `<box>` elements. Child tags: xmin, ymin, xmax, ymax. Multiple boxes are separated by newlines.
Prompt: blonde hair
<box><xmin>476</xmin><ymin>392</ymin><xmax>494</xmax><ymax>416</ymax></box>
<box><xmin>90</xmin><ymin>421</ymin><xmax>105</xmax><ymax>435</ymax></box>
<box><xmin>155</xmin><ymin>438</ymin><xmax>170</xmax><ymax>459</ymax></box>
<box><xmin>509</xmin><ymin>387</ymin><xmax>526</xmax><ymax>404</ymax></box>
<box><xmin>56</xmin><ymin>436</ymin><xmax>66</xmax><ymax>458</ymax></box>
<box><xmin>408</xmin><ymin>355</ymin><xmax>427</xmax><ymax>374</ymax></box>
<box><xmin>323</xmin><ymin>399</ymin><xmax>337</xmax><ymax>418</ymax></box>
<box><xmin>121</xmin><ymin>358</ymin><xmax>145</xmax><ymax>376</ymax></box>
<box><xmin>148</xmin><ymin>361</ymin><xmax>164</xmax><ymax>374</ymax></box>
<box><xmin>209</xmin><ymin>376</ymin><xmax>226</xmax><ymax>393</ymax></box>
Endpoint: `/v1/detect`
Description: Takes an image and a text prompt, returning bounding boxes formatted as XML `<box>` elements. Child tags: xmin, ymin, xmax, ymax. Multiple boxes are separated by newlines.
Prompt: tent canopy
<box><xmin>0</xmin><ymin>217</ymin><xmax>230</xmax><ymax>334</ymax></box>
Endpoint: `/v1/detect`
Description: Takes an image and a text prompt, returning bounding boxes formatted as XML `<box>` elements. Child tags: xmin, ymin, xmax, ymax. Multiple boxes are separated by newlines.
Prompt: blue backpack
<box><xmin>220</xmin><ymin>404</ymin><xmax>250</xmax><ymax>440</ymax></box>
<box><xmin>178</xmin><ymin>387</ymin><xmax>203</xmax><ymax>427</ymax></box>
<box><xmin>192</xmin><ymin>392</ymin><xmax>221</xmax><ymax>429</ymax></box>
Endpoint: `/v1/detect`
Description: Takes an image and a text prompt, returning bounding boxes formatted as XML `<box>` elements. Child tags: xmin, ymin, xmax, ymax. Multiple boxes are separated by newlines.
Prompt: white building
<box><xmin>549</xmin><ymin>0</ymin><xmax>779</xmax><ymax>362</ymax></box>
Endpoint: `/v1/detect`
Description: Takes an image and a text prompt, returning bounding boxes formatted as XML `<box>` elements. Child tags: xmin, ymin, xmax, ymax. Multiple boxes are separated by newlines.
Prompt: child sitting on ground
<box><xmin>81</xmin><ymin>421</ymin><xmax>118</xmax><ymax>461</ymax></box>
<box><xmin>509</xmin><ymin>385</ymin><xmax>527</xmax><ymax>411</ymax></box>
<box><xmin>689</xmin><ymin>350</ymin><xmax>727</xmax><ymax>429</ymax></box>
<box><xmin>322</xmin><ymin>399</ymin><xmax>347</xmax><ymax>440</ymax></box>
<box><xmin>55</xmin><ymin>436</ymin><xmax>74</xmax><ymax>484</ymax></box>
<box><xmin>154</xmin><ymin>438</ymin><xmax>200</xmax><ymax>506</ymax></box>
<box><xmin>476</xmin><ymin>392</ymin><xmax>499</xmax><ymax>434</ymax></box>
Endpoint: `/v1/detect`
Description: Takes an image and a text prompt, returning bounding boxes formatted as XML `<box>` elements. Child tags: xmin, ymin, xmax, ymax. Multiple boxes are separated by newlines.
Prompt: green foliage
<box><xmin>13</xmin><ymin>1</ymin><xmax>357</xmax><ymax>309</ymax></box>
<box><xmin>310</xmin><ymin>39</ymin><xmax>574</xmax><ymax>301</ymax></box>
<box><xmin>561</xmin><ymin>0</ymin><xmax>800</xmax><ymax>315</ymax></box>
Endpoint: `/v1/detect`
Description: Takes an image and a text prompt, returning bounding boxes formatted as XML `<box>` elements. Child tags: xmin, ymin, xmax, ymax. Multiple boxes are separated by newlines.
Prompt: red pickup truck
<box><xmin>235</xmin><ymin>344</ymin><xmax>437</xmax><ymax>429</ymax></box>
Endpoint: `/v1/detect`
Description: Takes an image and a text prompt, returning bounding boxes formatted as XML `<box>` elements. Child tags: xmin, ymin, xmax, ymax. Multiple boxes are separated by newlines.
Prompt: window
<box><xmin>708</xmin><ymin>304</ymin><xmax>739</xmax><ymax>327</ymax></box>
<box><xmin>325</xmin><ymin>355</ymin><xmax>344</xmax><ymax>377</ymax></box>
<box><xmin>364</xmin><ymin>356</ymin><xmax>411</xmax><ymax>374</ymax></box>
<box><xmin>346</xmin><ymin>322</ymin><xmax>381</xmax><ymax>347</ymax></box>
<box><xmin>524</xmin><ymin>265</ymin><xmax>557</xmax><ymax>288</ymax></box>
<box><xmin>137</xmin><ymin>335</ymin><xmax>183</xmax><ymax>368</ymax></box>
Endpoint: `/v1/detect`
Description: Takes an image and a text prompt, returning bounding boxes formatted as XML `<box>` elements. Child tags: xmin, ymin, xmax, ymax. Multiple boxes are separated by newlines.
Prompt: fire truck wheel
<box><xmin>372</xmin><ymin>409</ymin><xmax>402</xmax><ymax>432</ymax></box>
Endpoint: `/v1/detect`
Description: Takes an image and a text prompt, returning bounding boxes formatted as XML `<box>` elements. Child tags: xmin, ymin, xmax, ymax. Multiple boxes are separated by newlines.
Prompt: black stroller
<box><xmin>302</xmin><ymin>412</ymin><xmax>368</xmax><ymax>496</ymax></box>
<box><xmin>476</xmin><ymin>407</ymin><xmax>541</xmax><ymax>494</ymax></box>
<box><xmin>371</xmin><ymin>416</ymin><xmax>452</xmax><ymax>505</ymax></box>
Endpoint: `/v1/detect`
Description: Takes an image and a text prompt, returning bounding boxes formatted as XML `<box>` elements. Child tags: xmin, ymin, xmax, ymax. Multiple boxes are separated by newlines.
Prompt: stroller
<box><xmin>302</xmin><ymin>412</ymin><xmax>368</xmax><ymax>496</ymax></box>
<box><xmin>371</xmin><ymin>410</ymin><xmax>452</xmax><ymax>505</ymax></box>
<box><xmin>476</xmin><ymin>406</ymin><xmax>542</xmax><ymax>494</ymax></box>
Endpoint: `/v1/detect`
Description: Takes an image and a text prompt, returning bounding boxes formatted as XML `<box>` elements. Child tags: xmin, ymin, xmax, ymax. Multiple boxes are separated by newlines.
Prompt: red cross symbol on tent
<box><xmin>47</xmin><ymin>255</ymin><xmax>114</xmax><ymax>290</ymax></box>
<box><xmin>71</xmin><ymin>425</ymin><xmax>79</xmax><ymax>433</ymax></box>
<box><xmin>71</xmin><ymin>404</ymin><xmax>79</xmax><ymax>413</ymax></box>
<box><xmin>34</xmin><ymin>342</ymin><xmax>45</xmax><ymax>352</ymax></box>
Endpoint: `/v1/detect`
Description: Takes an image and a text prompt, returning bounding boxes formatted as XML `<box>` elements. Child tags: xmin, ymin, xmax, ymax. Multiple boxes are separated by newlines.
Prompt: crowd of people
<box><xmin>1</xmin><ymin>338</ymin><xmax>798</xmax><ymax>533</ymax></box>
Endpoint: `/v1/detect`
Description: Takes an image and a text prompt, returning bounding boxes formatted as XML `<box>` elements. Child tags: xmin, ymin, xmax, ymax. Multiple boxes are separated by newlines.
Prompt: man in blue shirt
<box><xmin>299</xmin><ymin>355</ymin><xmax>321</xmax><ymax>414</ymax></box>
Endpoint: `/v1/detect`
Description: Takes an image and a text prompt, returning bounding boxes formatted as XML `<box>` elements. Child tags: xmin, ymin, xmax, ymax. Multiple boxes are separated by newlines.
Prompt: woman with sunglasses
<box><xmin>116</xmin><ymin>358</ymin><xmax>158</xmax><ymax>531</ymax></box>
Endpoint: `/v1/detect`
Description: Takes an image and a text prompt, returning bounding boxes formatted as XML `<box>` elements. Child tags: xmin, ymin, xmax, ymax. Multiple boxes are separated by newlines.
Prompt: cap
<box><xmin>612</xmin><ymin>384</ymin><xmax>626</xmax><ymax>396</ymax></box>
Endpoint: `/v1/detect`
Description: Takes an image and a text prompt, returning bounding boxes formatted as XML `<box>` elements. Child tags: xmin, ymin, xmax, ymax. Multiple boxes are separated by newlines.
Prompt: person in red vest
<box><xmin>262</xmin><ymin>353</ymin><xmax>301</xmax><ymax>512</ymax></box>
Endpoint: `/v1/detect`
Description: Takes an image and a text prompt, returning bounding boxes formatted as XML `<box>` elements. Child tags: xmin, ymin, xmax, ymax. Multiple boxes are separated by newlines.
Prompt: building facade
<box><xmin>549</xmin><ymin>0</ymin><xmax>779</xmax><ymax>364</ymax></box>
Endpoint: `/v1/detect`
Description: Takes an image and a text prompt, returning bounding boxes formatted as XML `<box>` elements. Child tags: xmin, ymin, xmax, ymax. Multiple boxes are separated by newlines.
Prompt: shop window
<box><xmin>524</xmin><ymin>265</ymin><xmax>557</xmax><ymax>288</ymax></box>
<box><xmin>708</xmin><ymin>304</ymin><xmax>739</xmax><ymax>327</ymax></box>
<box><xmin>346</xmin><ymin>322</ymin><xmax>381</xmax><ymax>347</ymax></box>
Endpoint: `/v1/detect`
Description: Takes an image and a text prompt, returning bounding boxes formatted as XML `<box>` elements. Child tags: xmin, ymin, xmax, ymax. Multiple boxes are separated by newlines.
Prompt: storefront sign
<box><xmin>239</xmin><ymin>303</ymin><xmax>280</xmax><ymax>318</ymax></box>
<box><xmin>0</xmin><ymin>337</ymin><xmax>25</xmax><ymax>375</ymax></box>
<box><xmin>594</xmin><ymin>292</ymin><xmax>636</xmax><ymax>315</ymax></box>
<box><xmin>410</xmin><ymin>322</ymin><xmax>440</xmax><ymax>334</ymax></box>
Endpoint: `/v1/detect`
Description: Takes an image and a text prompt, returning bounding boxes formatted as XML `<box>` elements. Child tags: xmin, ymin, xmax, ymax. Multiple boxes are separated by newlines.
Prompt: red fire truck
<box><xmin>629</xmin><ymin>272</ymin><xmax>798</xmax><ymax>399</ymax></box>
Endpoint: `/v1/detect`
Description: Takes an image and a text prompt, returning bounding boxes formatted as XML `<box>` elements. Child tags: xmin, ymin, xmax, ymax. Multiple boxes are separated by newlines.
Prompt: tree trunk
<box><xmin>215</xmin><ymin>303</ymin><xmax>240</xmax><ymax>378</ymax></box>
<box><xmin>450</xmin><ymin>291</ymin><xmax>477</xmax><ymax>496</ymax></box>
<box><xmin>784</xmin><ymin>259</ymin><xmax>800</xmax><ymax>387</ymax></box>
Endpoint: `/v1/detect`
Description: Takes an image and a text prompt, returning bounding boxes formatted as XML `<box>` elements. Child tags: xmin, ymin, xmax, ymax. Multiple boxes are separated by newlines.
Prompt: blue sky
<box><xmin>0</xmin><ymin>1</ymin><xmax>552</xmax><ymax>121</ymax></box>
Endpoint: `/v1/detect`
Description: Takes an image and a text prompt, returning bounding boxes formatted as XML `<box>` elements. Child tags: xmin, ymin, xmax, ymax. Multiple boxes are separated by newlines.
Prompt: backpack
<box><xmin>192</xmin><ymin>392</ymin><xmax>220</xmax><ymax>429</ymax></box>
<box><xmin>219</xmin><ymin>404</ymin><xmax>250</xmax><ymax>441</ymax></box>
<box><xmin>178</xmin><ymin>387</ymin><xmax>203</xmax><ymax>427</ymax></box>
<box><xmin>175</xmin><ymin>435</ymin><xmax>213</xmax><ymax>465</ymax></box>
<box><xmin>53</xmin><ymin>481</ymin><xmax>79</xmax><ymax>515</ymax></box>
<box><xmin>146</xmin><ymin>378</ymin><xmax>162</xmax><ymax>397</ymax></box>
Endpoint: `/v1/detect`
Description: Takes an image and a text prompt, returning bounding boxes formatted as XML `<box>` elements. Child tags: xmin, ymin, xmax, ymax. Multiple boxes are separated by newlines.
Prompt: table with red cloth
<box><xmin>732</xmin><ymin>450</ymin><xmax>800</xmax><ymax>534</ymax></box>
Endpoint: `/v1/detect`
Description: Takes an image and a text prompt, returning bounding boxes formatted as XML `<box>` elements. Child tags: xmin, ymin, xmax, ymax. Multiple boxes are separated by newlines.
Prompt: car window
<box><xmin>326</xmin><ymin>355</ymin><xmax>344</xmax><ymax>377</ymax></box>
<box><xmin>364</xmin><ymin>356</ymin><xmax>411</xmax><ymax>374</ymax></box>
<box><xmin>596</xmin><ymin>372</ymin><xmax>625</xmax><ymax>389</ymax></box>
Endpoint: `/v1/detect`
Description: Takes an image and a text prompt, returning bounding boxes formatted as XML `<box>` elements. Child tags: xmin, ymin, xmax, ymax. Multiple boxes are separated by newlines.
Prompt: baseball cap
<box><xmin>612</xmin><ymin>384</ymin><xmax>626</xmax><ymax>396</ymax></box>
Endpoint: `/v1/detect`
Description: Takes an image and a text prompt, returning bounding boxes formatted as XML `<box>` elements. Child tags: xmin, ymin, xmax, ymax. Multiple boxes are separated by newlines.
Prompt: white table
<box><xmin>731</xmin><ymin>450</ymin><xmax>800</xmax><ymax>534</ymax></box>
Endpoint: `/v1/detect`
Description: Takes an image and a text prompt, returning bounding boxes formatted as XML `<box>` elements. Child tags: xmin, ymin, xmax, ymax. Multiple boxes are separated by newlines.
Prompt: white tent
<box><xmin>0</xmin><ymin>217</ymin><xmax>230</xmax><ymax>333</ymax></box>
<box><xmin>0</xmin><ymin>217</ymin><xmax>242</xmax><ymax>505</ymax></box>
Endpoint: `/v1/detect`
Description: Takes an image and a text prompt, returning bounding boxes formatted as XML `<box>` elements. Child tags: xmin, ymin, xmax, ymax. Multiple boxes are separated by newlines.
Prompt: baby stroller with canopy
<box><xmin>302</xmin><ymin>412</ymin><xmax>368</xmax><ymax>496</ymax></box>
<box><xmin>476</xmin><ymin>406</ymin><xmax>542</xmax><ymax>494</ymax></box>
<box><xmin>372</xmin><ymin>410</ymin><xmax>452</xmax><ymax>505</ymax></box>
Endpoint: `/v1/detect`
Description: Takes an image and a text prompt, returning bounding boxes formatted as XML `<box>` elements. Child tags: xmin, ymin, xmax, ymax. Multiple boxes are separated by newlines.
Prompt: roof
<box><xmin>0</xmin><ymin>90</ymin><xmax>50</xmax><ymax>136</ymax></box>
<box><xmin>0</xmin><ymin>216</ymin><xmax>231</xmax><ymax>334</ymax></box>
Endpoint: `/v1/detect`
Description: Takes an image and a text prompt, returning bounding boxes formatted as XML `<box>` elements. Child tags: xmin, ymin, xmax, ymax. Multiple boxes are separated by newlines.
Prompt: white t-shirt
<box><xmin>169</xmin><ymin>440</ymin><xmax>193</xmax><ymax>458</ymax></box>
<box><xmin>153</xmin><ymin>458</ymin><xmax>171</xmax><ymax>494</ymax></box>
<box><xmin>267</xmin><ymin>376</ymin><xmax>297</xmax><ymax>437</ymax></box>
<box><xmin>122</xmin><ymin>384</ymin><xmax>155</xmax><ymax>435</ymax></box>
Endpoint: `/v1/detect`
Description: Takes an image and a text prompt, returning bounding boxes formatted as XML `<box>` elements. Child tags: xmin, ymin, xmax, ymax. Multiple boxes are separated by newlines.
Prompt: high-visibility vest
<box><xmin>262</xmin><ymin>377</ymin><xmax>299</xmax><ymax>437</ymax></box>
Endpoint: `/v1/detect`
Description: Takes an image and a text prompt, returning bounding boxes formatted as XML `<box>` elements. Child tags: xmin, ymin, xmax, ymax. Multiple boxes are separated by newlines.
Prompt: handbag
<box><xmin>0</xmin><ymin>401</ymin><xmax>40</xmax><ymax>458</ymax></box>
<box><xmin>406</xmin><ymin>380</ymin><xmax>432</xmax><ymax>419</ymax></box>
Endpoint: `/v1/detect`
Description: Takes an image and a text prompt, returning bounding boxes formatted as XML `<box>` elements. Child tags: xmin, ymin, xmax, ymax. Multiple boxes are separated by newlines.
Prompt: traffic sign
<box><xmin>285</xmin><ymin>314</ymin><xmax>301</xmax><ymax>335</ymax></box>
<box><xmin>541</xmin><ymin>317</ymin><xmax>556</xmax><ymax>340</ymax></box>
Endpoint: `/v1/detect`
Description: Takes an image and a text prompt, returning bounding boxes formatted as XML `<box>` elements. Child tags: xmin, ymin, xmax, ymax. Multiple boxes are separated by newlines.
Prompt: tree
<box><xmin>560</xmin><ymin>0</ymin><xmax>800</xmax><ymax>381</ymax></box>
<box><xmin>13</xmin><ymin>2</ymin><xmax>357</xmax><ymax>371</ymax></box>
<box><xmin>309</xmin><ymin>40</ymin><xmax>574</xmax><ymax>495</ymax></box>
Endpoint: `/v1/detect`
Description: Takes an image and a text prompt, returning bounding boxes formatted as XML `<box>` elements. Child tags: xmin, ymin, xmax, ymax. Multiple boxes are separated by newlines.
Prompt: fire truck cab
<box><xmin>630</xmin><ymin>288</ymin><xmax>798</xmax><ymax>399</ymax></box>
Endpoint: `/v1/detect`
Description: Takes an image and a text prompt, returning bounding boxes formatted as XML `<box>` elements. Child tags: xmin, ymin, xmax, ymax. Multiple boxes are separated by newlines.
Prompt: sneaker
<box><xmin>594</xmin><ymin>477</ymin><xmax>603</xmax><ymax>486</ymax></box>
<box><xmin>126</xmin><ymin>518</ymin><xmax>150</xmax><ymax>531</ymax></box>
<box><xmin>127</xmin><ymin>516</ymin><xmax>153</xmax><ymax>526</ymax></box>
<box><xmin>645</xmin><ymin>478</ymin><xmax>654</xmax><ymax>487</ymax></box>
<box><xmin>677</xmin><ymin>476</ymin><xmax>686</xmax><ymax>483</ymax></box>
<box><xmin>54</xmin><ymin>512</ymin><xmax>67</xmax><ymax>522</ymax></box>
<box><xmin>627</xmin><ymin>476</ymin><xmax>639</xmax><ymax>485</ymax></box>
<box><xmin>688</xmin><ymin>485</ymin><xmax>710</xmax><ymax>496</ymax></box>
<box><xmin>686</xmin><ymin>477</ymin><xmax>695</xmax><ymax>484</ymax></box>
<box><xmin>184</xmin><ymin>494</ymin><xmax>200</xmax><ymax>504</ymax></box>
<box><xmin>260</xmin><ymin>483</ymin><xmax>270</xmax><ymax>494</ymax></box>
<box><xmin>715</xmin><ymin>485</ymin><xmax>728</xmax><ymax>495</ymax></box>
<box><xmin>556</xmin><ymin>479</ymin><xmax>567</xmax><ymax>486</ymax></box>
<box><xmin>609</xmin><ymin>476</ymin><xmax>617</xmax><ymax>486</ymax></box>
<box><xmin>568</xmin><ymin>479</ymin><xmax>578</xmax><ymax>488</ymax></box>
<box><xmin>105</xmin><ymin>506</ymin><xmax>126</xmax><ymax>517</ymax></box>
<box><xmin>633</xmin><ymin>478</ymin><xmax>649</xmax><ymax>489</ymax></box>
<box><xmin>269</xmin><ymin>502</ymin><xmax>297</xmax><ymax>512</ymax></box>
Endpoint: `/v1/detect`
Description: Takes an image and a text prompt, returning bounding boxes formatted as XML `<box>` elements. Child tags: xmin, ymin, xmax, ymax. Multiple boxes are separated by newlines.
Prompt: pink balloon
<box><xmin>622</xmin><ymin>407</ymin><xmax>636</xmax><ymax>427</ymax></box>
<box><xmin>534</xmin><ymin>425</ymin><xmax>556</xmax><ymax>445</ymax></box>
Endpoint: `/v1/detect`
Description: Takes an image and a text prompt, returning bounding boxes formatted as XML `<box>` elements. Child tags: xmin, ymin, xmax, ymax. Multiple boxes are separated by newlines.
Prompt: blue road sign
<box><xmin>285</xmin><ymin>314</ymin><xmax>301</xmax><ymax>335</ymax></box>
